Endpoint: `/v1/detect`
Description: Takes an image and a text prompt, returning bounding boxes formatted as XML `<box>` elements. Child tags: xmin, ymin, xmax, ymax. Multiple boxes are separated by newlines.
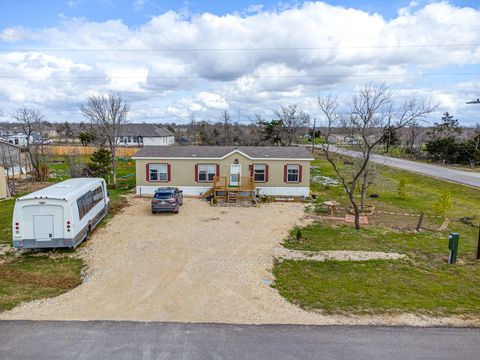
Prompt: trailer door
<box><xmin>33</xmin><ymin>215</ymin><xmax>54</xmax><ymax>241</ymax></box>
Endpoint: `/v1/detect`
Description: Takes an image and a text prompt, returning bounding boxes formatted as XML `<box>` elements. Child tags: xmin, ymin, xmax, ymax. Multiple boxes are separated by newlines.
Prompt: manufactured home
<box><xmin>12</xmin><ymin>178</ymin><xmax>109</xmax><ymax>249</ymax></box>
<box><xmin>132</xmin><ymin>146</ymin><xmax>314</xmax><ymax>197</ymax></box>
<box><xmin>117</xmin><ymin>124</ymin><xmax>175</xmax><ymax>147</ymax></box>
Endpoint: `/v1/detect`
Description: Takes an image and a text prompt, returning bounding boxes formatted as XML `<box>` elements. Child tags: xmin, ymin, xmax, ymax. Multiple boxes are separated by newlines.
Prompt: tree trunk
<box><xmin>348</xmin><ymin>191</ymin><xmax>361</xmax><ymax>230</ymax></box>
<box><xmin>111</xmin><ymin>145</ymin><xmax>117</xmax><ymax>188</ymax></box>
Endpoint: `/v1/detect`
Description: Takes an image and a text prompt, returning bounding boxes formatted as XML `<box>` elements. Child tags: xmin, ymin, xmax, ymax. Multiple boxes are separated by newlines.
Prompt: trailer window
<box><xmin>92</xmin><ymin>186</ymin><xmax>104</xmax><ymax>206</ymax></box>
<box><xmin>77</xmin><ymin>186</ymin><xmax>105</xmax><ymax>220</ymax></box>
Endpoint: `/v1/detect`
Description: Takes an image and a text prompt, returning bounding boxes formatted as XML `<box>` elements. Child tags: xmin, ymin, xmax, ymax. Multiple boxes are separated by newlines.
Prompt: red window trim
<box><xmin>195</xmin><ymin>163</ymin><xmax>219</xmax><ymax>183</ymax></box>
<box><xmin>251</xmin><ymin>163</ymin><xmax>268</xmax><ymax>183</ymax></box>
<box><xmin>146</xmin><ymin>163</ymin><xmax>170</xmax><ymax>183</ymax></box>
<box><xmin>284</xmin><ymin>164</ymin><xmax>301</xmax><ymax>183</ymax></box>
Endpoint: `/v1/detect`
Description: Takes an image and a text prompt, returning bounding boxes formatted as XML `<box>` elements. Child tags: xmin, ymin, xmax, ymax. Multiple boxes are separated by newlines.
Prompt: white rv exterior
<box><xmin>12</xmin><ymin>178</ymin><xmax>109</xmax><ymax>249</ymax></box>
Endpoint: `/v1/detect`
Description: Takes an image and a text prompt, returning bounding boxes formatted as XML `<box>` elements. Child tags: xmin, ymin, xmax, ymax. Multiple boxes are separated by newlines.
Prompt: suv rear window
<box><xmin>154</xmin><ymin>191</ymin><xmax>174</xmax><ymax>199</ymax></box>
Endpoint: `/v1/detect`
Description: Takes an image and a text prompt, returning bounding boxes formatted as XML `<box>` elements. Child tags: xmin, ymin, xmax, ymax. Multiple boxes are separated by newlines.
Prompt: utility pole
<box><xmin>311</xmin><ymin>118</ymin><xmax>316</xmax><ymax>154</ymax></box>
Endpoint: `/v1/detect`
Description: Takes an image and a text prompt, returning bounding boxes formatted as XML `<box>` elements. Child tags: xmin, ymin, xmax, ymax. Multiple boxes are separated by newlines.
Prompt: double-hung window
<box><xmin>253</xmin><ymin>164</ymin><xmax>267</xmax><ymax>182</ymax></box>
<box><xmin>197</xmin><ymin>164</ymin><xmax>217</xmax><ymax>182</ymax></box>
<box><xmin>149</xmin><ymin>164</ymin><xmax>169</xmax><ymax>182</ymax></box>
<box><xmin>287</xmin><ymin>165</ymin><xmax>300</xmax><ymax>183</ymax></box>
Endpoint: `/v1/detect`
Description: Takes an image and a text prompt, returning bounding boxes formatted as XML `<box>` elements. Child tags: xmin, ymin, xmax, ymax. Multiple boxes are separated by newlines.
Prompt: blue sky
<box><xmin>1</xmin><ymin>0</ymin><xmax>479</xmax><ymax>26</ymax></box>
<box><xmin>0</xmin><ymin>1</ymin><xmax>479</xmax><ymax>124</ymax></box>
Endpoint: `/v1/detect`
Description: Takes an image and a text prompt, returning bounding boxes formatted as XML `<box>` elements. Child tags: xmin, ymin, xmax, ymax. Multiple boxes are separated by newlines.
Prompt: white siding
<box><xmin>143</xmin><ymin>136</ymin><xmax>175</xmax><ymax>146</ymax></box>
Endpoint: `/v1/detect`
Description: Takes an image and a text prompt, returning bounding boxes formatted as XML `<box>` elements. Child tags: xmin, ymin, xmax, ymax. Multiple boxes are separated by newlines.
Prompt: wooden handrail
<box><xmin>213</xmin><ymin>175</ymin><xmax>254</xmax><ymax>191</ymax></box>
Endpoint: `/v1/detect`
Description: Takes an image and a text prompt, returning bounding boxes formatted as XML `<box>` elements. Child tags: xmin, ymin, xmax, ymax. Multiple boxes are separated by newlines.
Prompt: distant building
<box><xmin>0</xmin><ymin>132</ymin><xmax>32</xmax><ymax>147</ymax></box>
<box><xmin>117</xmin><ymin>124</ymin><xmax>175</xmax><ymax>147</ymax></box>
<box><xmin>0</xmin><ymin>165</ymin><xmax>7</xmax><ymax>199</ymax></box>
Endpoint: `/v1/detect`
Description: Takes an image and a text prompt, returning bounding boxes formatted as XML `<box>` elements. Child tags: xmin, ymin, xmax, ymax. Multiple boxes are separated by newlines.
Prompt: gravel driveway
<box><xmin>1</xmin><ymin>196</ymin><xmax>478</xmax><ymax>326</ymax></box>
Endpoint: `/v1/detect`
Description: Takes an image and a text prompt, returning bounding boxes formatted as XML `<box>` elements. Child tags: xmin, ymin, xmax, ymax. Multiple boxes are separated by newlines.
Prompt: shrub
<box><xmin>432</xmin><ymin>191</ymin><xmax>452</xmax><ymax>218</ymax></box>
<box><xmin>397</xmin><ymin>178</ymin><xmax>407</xmax><ymax>200</ymax></box>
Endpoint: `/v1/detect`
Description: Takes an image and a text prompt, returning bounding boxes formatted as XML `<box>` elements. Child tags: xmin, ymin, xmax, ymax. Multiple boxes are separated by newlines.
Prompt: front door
<box><xmin>230</xmin><ymin>164</ymin><xmax>241</xmax><ymax>187</ymax></box>
<box><xmin>33</xmin><ymin>215</ymin><xmax>54</xmax><ymax>241</ymax></box>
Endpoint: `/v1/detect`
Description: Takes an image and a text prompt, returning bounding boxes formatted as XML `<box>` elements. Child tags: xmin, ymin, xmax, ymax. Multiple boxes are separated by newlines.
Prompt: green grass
<box><xmin>0</xmin><ymin>254</ymin><xmax>83</xmax><ymax>311</ymax></box>
<box><xmin>311</xmin><ymin>154</ymin><xmax>480</xmax><ymax>220</ymax></box>
<box><xmin>0</xmin><ymin>198</ymin><xmax>16</xmax><ymax>245</ymax></box>
<box><xmin>273</xmin><ymin>259</ymin><xmax>480</xmax><ymax>315</ymax></box>
<box><xmin>284</xmin><ymin>222</ymin><xmax>466</xmax><ymax>260</ymax></box>
<box><xmin>274</xmin><ymin>153</ymin><xmax>480</xmax><ymax>316</ymax></box>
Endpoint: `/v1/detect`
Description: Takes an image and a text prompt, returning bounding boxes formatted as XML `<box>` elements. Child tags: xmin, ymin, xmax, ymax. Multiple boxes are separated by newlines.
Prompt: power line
<box><xmin>0</xmin><ymin>43</ymin><xmax>479</xmax><ymax>52</ymax></box>
<box><xmin>0</xmin><ymin>72</ymin><xmax>478</xmax><ymax>80</ymax></box>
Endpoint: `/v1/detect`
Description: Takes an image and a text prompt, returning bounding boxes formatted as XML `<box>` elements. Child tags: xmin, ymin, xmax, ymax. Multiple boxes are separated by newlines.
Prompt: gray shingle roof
<box><xmin>133</xmin><ymin>146</ymin><xmax>314</xmax><ymax>160</ymax></box>
<box><xmin>120</xmin><ymin>124</ymin><xmax>174</xmax><ymax>137</ymax></box>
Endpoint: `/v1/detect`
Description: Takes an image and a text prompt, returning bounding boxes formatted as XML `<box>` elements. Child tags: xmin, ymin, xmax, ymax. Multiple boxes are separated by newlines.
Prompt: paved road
<box><xmin>328</xmin><ymin>146</ymin><xmax>480</xmax><ymax>188</ymax></box>
<box><xmin>1</xmin><ymin>321</ymin><xmax>480</xmax><ymax>360</ymax></box>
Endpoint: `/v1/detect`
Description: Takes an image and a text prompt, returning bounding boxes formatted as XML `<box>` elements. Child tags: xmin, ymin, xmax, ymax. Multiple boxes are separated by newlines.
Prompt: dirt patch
<box><xmin>1</xmin><ymin>196</ymin><xmax>479</xmax><ymax>327</ymax></box>
<box><xmin>0</xmin><ymin>268</ymin><xmax>81</xmax><ymax>289</ymax></box>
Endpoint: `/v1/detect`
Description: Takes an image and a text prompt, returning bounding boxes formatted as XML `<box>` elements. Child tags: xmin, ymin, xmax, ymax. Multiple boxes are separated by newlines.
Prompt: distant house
<box><xmin>0</xmin><ymin>142</ymin><xmax>28</xmax><ymax>179</ymax></box>
<box><xmin>117</xmin><ymin>124</ymin><xmax>175</xmax><ymax>147</ymax></box>
<box><xmin>132</xmin><ymin>146</ymin><xmax>314</xmax><ymax>196</ymax></box>
<box><xmin>0</xmin><ymin>132</ymin><xmax>31</xmax><ymax>147</ymax></box>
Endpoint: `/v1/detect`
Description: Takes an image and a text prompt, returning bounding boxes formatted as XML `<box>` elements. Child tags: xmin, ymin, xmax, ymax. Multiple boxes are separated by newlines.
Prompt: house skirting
<box><xmin>255</xmin><ymin>186</ymin><xmax>310</xmax><ymax>197</ymax></box>
<box><xmin>136</xmin><ymin>185</ymin><xmax>309</xmax><ymax>197</ymax></box>
<box><xmin>136</xmin><ymin>186</ymin><xmax>212</xmax><ymax>196</ymax></box>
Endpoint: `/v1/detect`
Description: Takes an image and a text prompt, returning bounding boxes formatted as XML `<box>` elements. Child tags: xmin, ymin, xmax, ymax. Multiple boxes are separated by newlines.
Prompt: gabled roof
<box><xmin>120</xmin><ymin>124</ymin><xmax>174</xmax><ymax>137</ymax></box>
<box><xmin>133</xmin><ymin>146</ymin><xmax>314</xmax><ymax>160</ymax></box>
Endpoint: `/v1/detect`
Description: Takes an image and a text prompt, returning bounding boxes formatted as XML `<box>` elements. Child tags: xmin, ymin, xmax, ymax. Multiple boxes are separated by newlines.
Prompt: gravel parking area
<box><xmin>1</xmin><ymin>196</ymin><xmax>478</xmax><ymax>326</ymax></box>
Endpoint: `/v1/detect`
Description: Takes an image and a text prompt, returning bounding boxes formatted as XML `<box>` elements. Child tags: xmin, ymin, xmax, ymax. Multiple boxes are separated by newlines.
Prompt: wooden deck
<box><xmin>213</xmin><ymin>176</ymin><xmax>255</xmax><ymax>206</ymax></box>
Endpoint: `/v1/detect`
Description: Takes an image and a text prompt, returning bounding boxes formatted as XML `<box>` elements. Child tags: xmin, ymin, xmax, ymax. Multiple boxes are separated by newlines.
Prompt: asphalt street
<box><xmin>326</xmin><ymin>146</ymin><xmax>480</xmax><ymax>187</ymax></box>
<box><xmin>1</xmin><ymin>321</ymin><xmax>479</xmax><ymax>360</ymax></box>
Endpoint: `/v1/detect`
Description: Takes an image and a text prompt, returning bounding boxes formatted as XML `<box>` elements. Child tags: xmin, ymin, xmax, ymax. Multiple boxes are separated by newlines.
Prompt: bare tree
<box><xmin>12</xmin><ymin>106</ymin><xmax>47</xmax><ymax>181</ymax></box>
<box><xmin>318</xmin><ymin>83</ymin><xmax>436</xmax><ymax>229</ymax></box>
<box><xmin>273</xmin><ymin>105</ymin><xmax>310</xmax><ymax>146</ymax></box>
<box><xmin>79</xmin><ymin>92</ymin><xmax>130</xmax><ymax>188</ymax></box>
<box><xmin>219</xmin><ymin>110</ymin><xmax>233</xmax><ymax>145</ymax></box>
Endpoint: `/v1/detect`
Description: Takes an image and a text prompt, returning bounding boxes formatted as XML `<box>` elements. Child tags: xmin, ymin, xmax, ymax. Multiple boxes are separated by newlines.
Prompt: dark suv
<box><xmin>151</xmin><ymin>187</ymin><xmax>183</xmax><ymax>214</ymax></box>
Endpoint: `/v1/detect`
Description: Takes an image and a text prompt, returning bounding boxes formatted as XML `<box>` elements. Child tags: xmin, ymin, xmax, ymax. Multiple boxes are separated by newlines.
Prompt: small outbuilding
<box><xmin>0</xmin><ymin>165</ymin><xmax>8</xmax><ymax>199</ymax></box>
<box><xmin>132</xmin><ymin>146</ymin><xmax>314</xmax><ymax>197</ymax></box>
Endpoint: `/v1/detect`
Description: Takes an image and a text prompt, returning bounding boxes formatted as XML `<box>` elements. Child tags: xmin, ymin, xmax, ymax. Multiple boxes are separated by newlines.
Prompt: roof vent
<box><xmin>192</xmin><ymin>154</ymin><xmax>197</xmax><ymax>157</ymax></box>
<box><xmin>56</xmin><ymin>185</ymin><xmax>71</xmax><ymax>188</ymax></box>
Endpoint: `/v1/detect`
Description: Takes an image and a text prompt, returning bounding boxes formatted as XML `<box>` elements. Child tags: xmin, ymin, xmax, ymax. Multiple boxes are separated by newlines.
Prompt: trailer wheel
<box><xmin>85</xmin><ymin>226</ymin><xmax>91</xmax><ymax>241</ymax></box>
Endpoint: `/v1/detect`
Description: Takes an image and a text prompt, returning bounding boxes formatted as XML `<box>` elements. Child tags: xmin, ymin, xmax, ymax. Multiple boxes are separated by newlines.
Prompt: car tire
<box><xmin>152</xmin><ymin>210</ymin><xmax>156</xmax><ymax>214</ymax></box>
<box><xmin>174</xmin><ymin>207</ymin><xmax>179</xmax><ymax>214</ymax></box>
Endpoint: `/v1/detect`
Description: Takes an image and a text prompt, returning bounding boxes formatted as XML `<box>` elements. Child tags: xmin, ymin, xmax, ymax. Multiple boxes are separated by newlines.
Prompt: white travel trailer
<box><xmin>12</xmin><ymin>178</ymin><xmax>109</xmax><ymax>249</ymax></box>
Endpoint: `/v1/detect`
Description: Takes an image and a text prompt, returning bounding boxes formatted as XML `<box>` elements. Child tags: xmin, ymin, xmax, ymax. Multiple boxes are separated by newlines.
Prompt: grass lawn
<box><xmin>0</xmin><ymin>154</ymin><xmax>136</xmax><ymax>312</ymax></box>
<box><xmin>273</xmin><ymin>153</ymin><xmax>480</xmax><ymax>316</ymax></box>
<box><xmin>0</xmin><ymin>254</ymin><xmax>83</xmax><ymax>311</ymax></box>
<box><xmin>0</xmin><ymin>198</ymin><xmax>16</xmax><ymax>246</ymax></box>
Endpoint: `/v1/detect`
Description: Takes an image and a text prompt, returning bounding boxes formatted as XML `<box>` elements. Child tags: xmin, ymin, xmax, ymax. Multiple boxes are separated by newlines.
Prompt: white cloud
<box><xmin>0</xmin><ymin>2</ymin><xmax>479</xmax><ymax>123</ymax></box>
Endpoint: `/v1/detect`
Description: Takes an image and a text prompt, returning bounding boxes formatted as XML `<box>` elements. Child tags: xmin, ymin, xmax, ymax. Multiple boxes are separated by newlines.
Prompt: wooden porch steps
<box><xmin>227</xmin><ymin>191</ymin><xmax>238</xmax><ymax>205</ymax></box>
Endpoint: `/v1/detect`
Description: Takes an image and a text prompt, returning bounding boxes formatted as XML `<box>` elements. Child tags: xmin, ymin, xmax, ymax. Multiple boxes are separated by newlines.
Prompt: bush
<box><xmin>432</xmin><ymin>191</ymin><xmax>452</xmax><ymax>218</ymax></box>
<box><xmin>397</xmin><ymin>178</ymin><xmax>407</xmax><ymax>200</ymax></box>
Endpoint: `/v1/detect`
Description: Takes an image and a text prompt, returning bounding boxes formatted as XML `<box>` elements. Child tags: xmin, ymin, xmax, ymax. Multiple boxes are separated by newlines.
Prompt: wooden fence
<box><xmin>44</xmin><ymin>145</ymin><xmax>139</xmax><ymax>157</ymax></box>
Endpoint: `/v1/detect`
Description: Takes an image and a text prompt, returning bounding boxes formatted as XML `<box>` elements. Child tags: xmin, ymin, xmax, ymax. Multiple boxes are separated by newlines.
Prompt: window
<box><xmin>77</xmin><ymin>186</ymin><xmax>104</xmax><ymax>219</ymax></box>
<box><xmin>154</xmin><ymin>191</ymin><xmax>174</xmax><ymax>199</ymax></box>
<box><xmin>287</xmin><ymin>165</ymin><xmax>300</xmax><ymax>183</ymax></box>
<box><xmin>149</xmin><ymin>164</ymin><xmax>169</xmax><ymax>182</ymax></box>
<box><xmin>197</xmin><ymin>164</ymin><xmax>217</xmax><ymax>182</ymax></box>
<box><xmin>253</xmin><ymin>164</ymin><xmax>267</xmax><ymax>182</ymax></box>
<box><xmin>92</xmin><ymin>186</ymin><xmax>104</xmax><ymax>206</ymax></box>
